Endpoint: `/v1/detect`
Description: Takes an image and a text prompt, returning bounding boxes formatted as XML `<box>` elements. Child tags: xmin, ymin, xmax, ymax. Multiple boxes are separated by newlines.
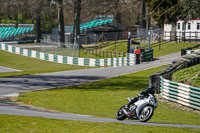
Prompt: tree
<box><xmin>149</xmin><ymin>0</ymin><xmax>181</xmax><ymax>27</ymax></box>
<box><xmin>149</xmin><ymin>0</ymin><xmax>200</xmax><ymax>27</ymax></box>
<box><xmin>73</xmin><ymin>0</ymin><xmax>81</xmax><ymax>46</ymax></box>
<box><xmin>141</xmin><ymin>0</ymin><xmax>146</xmax><ymax>29</ymax></box>
<box><xmin>26</xmin><ymin>0</ymin><xmax>45</xmax><ymax>43</ymax></box>
<box><xmin>180</xmin><ymin>0</ymin><xmax>200</xmax><ymax>20</ymax></box>
<box><xmin>57</xmin><ymin>0</ymin><xmax>65</xmax><ymax>43</ymax></box>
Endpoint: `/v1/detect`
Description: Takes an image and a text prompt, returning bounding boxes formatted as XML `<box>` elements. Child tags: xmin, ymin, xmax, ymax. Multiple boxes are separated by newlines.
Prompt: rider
<box><xmin>126</xmin><ymin>86</ymin><xmax>155</xmax><ymax>108</ymax></box>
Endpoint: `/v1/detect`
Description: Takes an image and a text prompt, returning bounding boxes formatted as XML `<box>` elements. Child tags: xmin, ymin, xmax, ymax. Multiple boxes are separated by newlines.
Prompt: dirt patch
<box><xmin>6</xmin><ymin>97</ymin><xmax>62</xmax><ymax>113</ymax></box>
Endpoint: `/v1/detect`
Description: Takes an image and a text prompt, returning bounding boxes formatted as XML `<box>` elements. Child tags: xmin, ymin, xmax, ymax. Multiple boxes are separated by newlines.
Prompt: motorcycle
<box><xmin>116</xmin><ymin>92</ymin><xmax>158</xmax><ymax>122</ymax></box>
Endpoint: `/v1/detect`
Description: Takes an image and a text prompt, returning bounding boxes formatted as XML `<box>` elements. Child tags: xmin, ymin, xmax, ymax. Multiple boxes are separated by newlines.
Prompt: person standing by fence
<box><xmin>134</xmin><ymin>47</ymin><xmax>141</xmax><ymax>64</ymax></box>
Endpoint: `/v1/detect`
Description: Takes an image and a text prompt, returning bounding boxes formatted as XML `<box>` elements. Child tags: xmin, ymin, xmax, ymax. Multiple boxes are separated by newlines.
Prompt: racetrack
<box><xmin>0</xmin><ymin>66</ymin><xmax>21</xmax><ymax>73</ymax></box>
<box><xmin>0</xmin><ymin>104</ymin><xmax>199</xmax><ymax>129</ymax></box>
<box><xmin>1</xmin><ymin>52</ymin><xmax>199</xmax><ymax>128</ymax></box>
<box><xmin>0</xmin><ymin>52</ymin><xmax>180</xmax><ymax>97</ymax></box>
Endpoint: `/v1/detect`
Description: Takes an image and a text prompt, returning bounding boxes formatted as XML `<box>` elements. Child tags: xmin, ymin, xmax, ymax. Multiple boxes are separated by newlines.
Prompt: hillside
<box><xmin>172</xmin><ymin>64</ymin><xmax>200</xmax><ymax>87</ymax></box>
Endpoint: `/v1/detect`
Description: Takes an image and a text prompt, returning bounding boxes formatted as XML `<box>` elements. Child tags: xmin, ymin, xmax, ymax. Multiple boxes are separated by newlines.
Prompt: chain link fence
<box><xmin>40</xmin><ymin>34</ymin><xmax>79</xmax><ymax>57</ymax></box>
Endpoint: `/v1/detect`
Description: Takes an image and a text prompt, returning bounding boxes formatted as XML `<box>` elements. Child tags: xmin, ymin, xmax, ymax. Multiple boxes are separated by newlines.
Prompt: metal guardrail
<box><xmin>181</xmin><ymin>44</ymin><xmax>200</xmax><ymax>56</ymax></box>
<box><xmin>0</xmin><ymin>43</ymin><xmax>136</xmax><ymax>67</ymax></box>
<box><xmin>186</xmin><ymin>49</ymin><xmax>200</xmax><ymax>55</ymax></box>
<box><xmin>160</xmin><ymin>76</ymin><xmax>200</xmax><ymax>110</ymax></box>
<box><xmin>141</xmin><ymin>49</ymin><xmax>153</xmax><ymax>61</ymax></box>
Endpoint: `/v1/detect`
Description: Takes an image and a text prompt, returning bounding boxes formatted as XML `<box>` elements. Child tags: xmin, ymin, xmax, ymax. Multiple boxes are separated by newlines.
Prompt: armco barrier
<box><xmin>0</xmin><ymin>43</ymin><xmax>136</xmax><ymax>67</ymax></box>
<box><xmin>141</xmin><ymin>49</ymin><xmax>153</xmax><ymax>61</ymax></box>
<box><xmin>149</xmin><ymin>51</ymin><xmax>200</xmax><ymax>93</ymax></box>
<box><xmin>160</xmin><ymin>76</ymin><xmax>200</xmax><ymax>110</ymax></box>
<box><xmin>186</xmin><ymin>49</ymin><xmax>200</xmax><ymax>55</ymax></box>
<box><xmin>181</xmin><ymin>44</ymin><xmax>200</xmax><ymax>56</ymax></box>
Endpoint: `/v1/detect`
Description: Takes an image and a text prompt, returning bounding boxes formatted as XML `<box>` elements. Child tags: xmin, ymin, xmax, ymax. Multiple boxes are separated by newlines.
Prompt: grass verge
<box><xmin>17</xmin><ymin>66</ymin><xmax>200</xmax><ymax>125</ymax></box>
<box><xmin>153</xmin><ymin>42</ymin><xmax>197</xmax><ymax>58</ymax></box>
<box><xmin>0</xmin><ymin>50</ymin><xmax>84</xmax><ymax>77</ymax></box>
<box><xmin>172</xmin><ymin>64</ymin><xmax>200</xmax><ymax>87</ymax></box>
<box><xmin>81</xmin><ymin>42</ymin><xmax>197</xmax><ymax>58</ymax></box>
<box><xmin>0</xmin><ymin>115</ymin><xmax>199</xmax><ymax>133</ymax></box>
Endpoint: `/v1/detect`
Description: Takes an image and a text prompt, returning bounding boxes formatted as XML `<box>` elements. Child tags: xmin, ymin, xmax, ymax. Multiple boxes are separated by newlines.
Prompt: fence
<box><xmin>0</xmin><ymin>43</ymin><xmax>136</xmax><ymax>67</ymax></box>
<box><xmin>181</xmin><ymin>44</ymin><xmax>200</xmax><ymax>55</ymax></box>
<box><xmin>141</xmin><ymin>49</ymin><xmax>153</xmax><ymax>61</ymax></box>
<box><xmin>40</xmin><ymin>39</ymin><xmax>79</xmax><ymax>57</ymax></box>
<box><xmin>164</xmin><ymin>31</ymin><xmax>200</xmax><ymax>42</ymax></box>
<box><xmin>160</xmin><ymin>77</ymin><xmax>200</xmax><ymax>110</ymax></box>
<box><xmin>149</xmin><ymin>51</ymin><xmax>200</xmax><ymax>93</ymax></box>
<box><xmin>80</xmin><ymin>31</ymin><xmax>127</xmax><ymax>45</ymax></box>
<box><xmin>186</xmin><ymin>49</ymin><xmax>200</xmax><ymax>55</ymax></box>
<box><xmin>85</xmin><ymin>50</ymin><xmax>126</xmax><ymax>58</ymax></box>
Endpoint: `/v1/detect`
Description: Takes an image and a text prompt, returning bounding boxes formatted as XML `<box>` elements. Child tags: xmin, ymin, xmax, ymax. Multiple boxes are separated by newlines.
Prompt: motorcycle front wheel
<box><xmin>116</xmin><ymin>106</ymin><xmax>127</xmax><ymax>121</ymax></box>
<box><xmin>139</xmin><ymin>105</ymin><xmax>154</xmax><ymax>122</ymax></box>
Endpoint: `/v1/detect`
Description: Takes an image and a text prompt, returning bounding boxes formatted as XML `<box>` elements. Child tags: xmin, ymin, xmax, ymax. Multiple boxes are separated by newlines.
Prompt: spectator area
<box><xmin>70</xmin><ymin>19</ymin><xmax>113</xmax><ymax>32</ymax></box>
<box><xmin>0</xmin><ymin>25</ymin><xmax>34</xmax><ymax>40</ymax></box>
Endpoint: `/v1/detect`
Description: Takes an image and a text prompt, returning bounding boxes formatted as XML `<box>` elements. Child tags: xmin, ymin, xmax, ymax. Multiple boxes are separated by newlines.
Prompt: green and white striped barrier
<box><xmin>160</xmin><ymin>77</ymin><xmax>200</xmax><ymax>110</ymax></box>
<box><xmin>0</xmin><ymin>43</ymin><xmax>136</xmax><ymax>67</ymax></box>
<box><xmin>186</xmin><ymin>49</ymin><xmax>200</xmax><ymax>55</ymax></box>
<box><xmin>141</xmin><ymin>49</ymin><xmax>153</xmax><ymax>61</ymax></box>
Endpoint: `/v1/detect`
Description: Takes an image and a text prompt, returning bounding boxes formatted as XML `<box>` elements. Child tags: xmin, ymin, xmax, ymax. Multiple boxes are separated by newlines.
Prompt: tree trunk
<box><xmin>73</xmin><ymin>0</ymin><xmax>81</xmax><ymax>47</ymax></box>
<box><xmin>115</xmin><ymin>0</ymin><xmax>121</xmax><ymax>24</ymax></box>
<box><xmin>147</xmin><ymin>7</ymin><xmax>151</xmax><ymax>30</ymax></box>
<box><xmin>36</xmin><ymin>15</ymin><xmax>41</xmax><ymax>43</ymax></box>
<box><xmin>141</xmin><ymin>0</ymin><xmax>146</xmax><ymax>29</ymax></box>
<box><xmin>171</xmin><ymin>23</ymin><xmax>177</xmax><ymax>41</ymax></box>
<box><xmin>115</xmin><ymin>10</ymin><xmax>121</xmax><ymax>24</ymax></box>
<box><xmin>14</xmin><ymin>8</ymin><xmax>18</xmax><ymax>28</ymax></box>
<box><xmin>58</xmin><ymin>3</ymin><xmax>65</xmax><ymax>43</ymax></box>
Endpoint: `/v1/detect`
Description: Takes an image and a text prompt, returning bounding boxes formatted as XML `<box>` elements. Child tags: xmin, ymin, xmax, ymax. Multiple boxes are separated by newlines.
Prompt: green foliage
<box><xmin>0</xmin><ymin>115</ymin><xmax>199</xmax><ymax>133</ymax></box>
<box><xmin>172</xmin><ymin>64</ymin><xmax>200</xmax><ymax>87</ymax></box>
<box><xmin>180</xmin><ymin>0</ymin><xmax>200</xmax><ymax>20</ymax></box>
<box><xmin>17</xmin><ymin>66</ymin><xmax>200</xmax><ymax>125</ymax></box>
<box><xmin>149</xmin><ymin>0</ymin><xmax>200</xmax><ymax>25</ymax></box>
<box><xmin>149</xmin><ymin>0</ymin><xmax>181</xmax><ymax>25</ymax></box>
<box><xmin>153</xmin><ymin>42</ymin><xmax>197</xmax><ymax>58</ymax></box>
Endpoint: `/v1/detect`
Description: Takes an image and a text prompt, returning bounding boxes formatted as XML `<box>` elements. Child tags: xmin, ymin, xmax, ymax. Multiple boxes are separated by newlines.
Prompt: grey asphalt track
<box><xmin>1</xmin><ymin>52</ymin><xmax>199</xmax><ymax>128</ymax></box>
<box><xmin>0</xmin><ymin>66</ymin><xmax>21</xmax><ymax>73</ymax></box>
<box><xmin>0</xmin><ymin>104</ymin><xmax>199</xmax><ymax>129</ymax></box>
<box><xmin>0</xmin><ymin>52</ymin><xmax>180</xmax><ymax>97</ymax></box>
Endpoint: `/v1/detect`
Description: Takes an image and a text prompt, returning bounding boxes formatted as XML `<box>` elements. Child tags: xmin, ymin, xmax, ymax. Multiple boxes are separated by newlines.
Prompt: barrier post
<box><xmin>127</xmin><ymin>32</ymin><xmax>131</xmax><ymax>53</ymax></box>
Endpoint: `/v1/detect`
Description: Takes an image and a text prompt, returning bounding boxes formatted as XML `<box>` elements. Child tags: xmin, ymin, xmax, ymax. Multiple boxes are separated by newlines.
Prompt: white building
<box><xmin>164</xmin><ymin>19</ymin><xmax>200</xmax><ymax>40</ymax></box>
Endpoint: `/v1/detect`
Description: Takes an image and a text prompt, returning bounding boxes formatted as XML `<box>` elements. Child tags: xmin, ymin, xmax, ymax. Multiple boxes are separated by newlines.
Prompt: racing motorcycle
<box><xmin>116</xmin><ymin>91</ymin><xmax>158</xmax><ymax>122</ymax></box>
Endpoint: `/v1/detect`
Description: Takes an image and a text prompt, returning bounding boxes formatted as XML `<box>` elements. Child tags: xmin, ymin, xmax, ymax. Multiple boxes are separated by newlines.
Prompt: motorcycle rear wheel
<box><xmin>139</xmin><ymin>105</ymin><xmax>154</xmax><ymax>122</ymax></box>
<box><xmin>116</xmin><ymin>106</ymin><xmax>127</xmax><ymax>121</ymax></box>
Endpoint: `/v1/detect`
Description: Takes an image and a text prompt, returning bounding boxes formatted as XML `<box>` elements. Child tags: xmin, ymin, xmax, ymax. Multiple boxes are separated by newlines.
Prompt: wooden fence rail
<box><xmin>85</xmin><ymin>49</ymin><xmax>126</xmax><ymax>58</ymax></box>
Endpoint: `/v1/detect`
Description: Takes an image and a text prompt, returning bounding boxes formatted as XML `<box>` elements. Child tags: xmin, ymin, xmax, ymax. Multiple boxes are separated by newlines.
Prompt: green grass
<box><xmin>82</xmin><ymin>41</ymin><xmax>197</xmax><ymax>58</ymax></box>
<box><xmin>104</xmin><ymin>41</ymin><xmax>128</xmax><ymax>53</ymax></box>
<box><xmin>17</xmin><ymin>65</ymin><xmax>200</xmax><ymax>125</ymax></box>
<box><xmin>79</xmin><ymin>48</ymin><xmax>115</xmax><ymax>59</ymax></box>
<box><xmin>172</xmin><ymin>64</ymin><xmax>200</xmax><ymax>87</ymax></box>
<box><xmin>0</xmin><ymin>50</ymin><xmax>84</xmax><ymax>77</ymax></box>
<box><xmin>17</xmin><ymin>43</ymin><xmax>40</xmax><ymax>45</ymax></box>
<box><xmin>153</xmin><ymin>42</ymin><xmax>197</xmax><ymax>58</ymax></box>
<box><xmin>0</xmin><ymin>115</ymin><xmax>199</xmax><ymax>133</ymax></box>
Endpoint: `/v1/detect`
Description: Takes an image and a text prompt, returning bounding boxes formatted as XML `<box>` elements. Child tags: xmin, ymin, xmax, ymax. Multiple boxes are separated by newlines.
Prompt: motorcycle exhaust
<box><xmin>122</xmin><ymin>108</ymin><xmax>128</xmax><ymax>116</ymax></box>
